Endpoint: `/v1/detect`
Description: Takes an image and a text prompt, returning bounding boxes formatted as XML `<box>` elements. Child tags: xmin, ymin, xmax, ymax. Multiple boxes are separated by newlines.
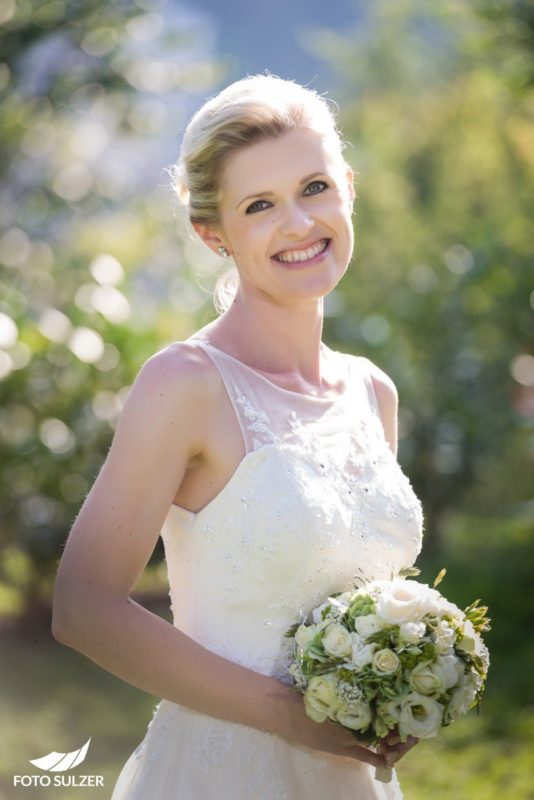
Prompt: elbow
<box><xmin>51</xmin><ymin>599</ymin><xmax>73</xmax><ymax>645</ymax></box>
<box><xmin>51</xmin><ymin>581</ymin><xmax>79</xmax><ymax>646</ymax></box>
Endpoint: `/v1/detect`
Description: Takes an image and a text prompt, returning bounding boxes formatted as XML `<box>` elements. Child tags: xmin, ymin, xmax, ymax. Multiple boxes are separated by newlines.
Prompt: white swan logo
<box><xmin>29</xmin><ymin>738</ymin><xmax>91</xmax><ymax>772</ymax></box>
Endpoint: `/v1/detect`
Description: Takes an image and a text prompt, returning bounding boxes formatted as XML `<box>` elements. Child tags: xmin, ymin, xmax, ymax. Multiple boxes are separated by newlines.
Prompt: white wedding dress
<box><xmin>110</xmin><ymin>339</ymin><xmax>424</xmax><ymax>800</ymax></box>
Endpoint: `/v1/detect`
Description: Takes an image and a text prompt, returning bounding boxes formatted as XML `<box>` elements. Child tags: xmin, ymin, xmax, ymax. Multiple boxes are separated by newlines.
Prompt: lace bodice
<box><xmin>159</xmin><ymin>339</ymin><xmax>424</xmax><ymax>685</ymax></box>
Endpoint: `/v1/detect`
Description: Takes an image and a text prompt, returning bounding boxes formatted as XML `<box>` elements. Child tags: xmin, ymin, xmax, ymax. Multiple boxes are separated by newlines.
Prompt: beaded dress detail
<box><xmin>110</xmin><ymin>339</ymin><xmax>424</xmax><ymax>800</ymax></box>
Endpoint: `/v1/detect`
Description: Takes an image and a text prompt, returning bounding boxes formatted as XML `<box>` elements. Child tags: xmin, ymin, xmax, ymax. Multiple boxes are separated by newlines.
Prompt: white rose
<box><xmin>303</xmin><ymin>674</ymin><xmax>340</xmax><ymax>723</ymax></box>
<box><xmin>417</xmin><ymin>588</ymin><xmax>444</xmax><ymax>619</ymax></box>
<box><xmin>295</xmin><ymin>625</ymin><xmax>315</xmax><ymax>651</ymax></box>
<box><xmin>372</xmin><ymin>648</ymin><xmax>400</xmax><ymax>675</ymax></box>
<box><xmin>354</xmin><ymin>613</ymin><xmax>385</xmax><ymax>640</ymax></box>
<box><xmin>335</xmin><ymin>700</ymin><xmax>372</xmax><ymax>732</ymax></box>
<box><xmin>351</xmin><ymin>633</ymin><xmax>379</xmax><ymax>671</ymax></box>
<box><xmin>398</xmin><ymin>692</ymin><xmax>443</xmax><ymax>739</ymax></box>
<box><xmin>322</xmin><ymin>623</ymin><xmax>353</xmax><ymax>658</ymax></box>
<box><xmin>446</xmin><ymin>672</ymin><xmax>479</xmax><ymax>721</ymax></box>
<box><xmin>399</xmin><ymin>621</ymin><xmax>427</xmax><ymax>644</ymax></box>
<box><xmin>433</xmin><ymin>654</ymin><xmax>464</xmax><ymax>690</ymax></box>
<box><xmin>409</xmin><ymin>661</ymin><xmax>445</xmax><ymax>696</ymax></box>
<box><xmin>457</xmin><ymin>620</ymin><xmax>485</xmax><ymax>658</ymax></box>
<box><xmin>375</xmin><ymin>578</ymin><xmax>428</xmax><ymax>625</ymax></box>
<box><xmin>433</xmin><ymin>619</ymin><xmax>456</xmax><ymax>654</ymax></box>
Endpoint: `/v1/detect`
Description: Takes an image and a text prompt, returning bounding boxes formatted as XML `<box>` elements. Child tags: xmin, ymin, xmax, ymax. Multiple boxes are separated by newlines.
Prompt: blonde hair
<box><xmin>166</xmin><ymin>73</ymin><xmax>349</xmax><ymax>315</ymax></box>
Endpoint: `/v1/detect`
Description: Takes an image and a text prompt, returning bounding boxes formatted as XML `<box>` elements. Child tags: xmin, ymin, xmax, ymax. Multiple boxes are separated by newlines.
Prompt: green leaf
<box><xmin>284</xmin><ymin>622</ymin><xmax>300</xmax><ymax>638</ymax></box>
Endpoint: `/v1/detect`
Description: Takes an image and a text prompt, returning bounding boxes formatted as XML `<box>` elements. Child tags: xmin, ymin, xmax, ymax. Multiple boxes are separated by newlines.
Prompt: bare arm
<box><xmin>52</xmin><ymin>345</ymin><xmax>288</xmax><ymax>735</ymax></box>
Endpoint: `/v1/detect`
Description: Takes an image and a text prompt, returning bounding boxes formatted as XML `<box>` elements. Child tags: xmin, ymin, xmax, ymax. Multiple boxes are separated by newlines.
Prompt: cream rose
<box><xmin>408</xmin><ymin>661</ymin><xmax>445</xmax><ymax>696</ymax></box>
<box><xmin>335</xmin><ymin>700</ymin><xmax>372</xmax><ymax>732</ymax></box>
<box><xmin>322</xmin><ymin>623</ymin><xmax>353</xmax><ymax>658</ymax></box>
<box><xmin>372</xmin><ymin>648</ymin><xmax>400</xmax><ymax>675</ymax></box>
<box><xmin>397</xmin><ymin>692</ymin><xmax>443</xmax><ymax>739</ymax></box>
<box><xmin>303</xmin><ymin>674</ymin><xmax>340</xmax><ymax>723</ymax></box>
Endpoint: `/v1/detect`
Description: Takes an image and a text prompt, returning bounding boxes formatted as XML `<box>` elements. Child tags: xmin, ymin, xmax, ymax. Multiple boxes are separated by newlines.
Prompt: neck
<box><xmin>204</xmin><ymin>287</ymin><xmax>328</xmax><ymax>384</ymax></box>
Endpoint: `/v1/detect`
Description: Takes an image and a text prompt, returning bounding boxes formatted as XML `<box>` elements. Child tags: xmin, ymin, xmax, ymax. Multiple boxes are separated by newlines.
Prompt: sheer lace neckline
<box><xmin>188</xmin><ymin>338</ymin><xmax>351</xmax><ymax>403</ymax></box>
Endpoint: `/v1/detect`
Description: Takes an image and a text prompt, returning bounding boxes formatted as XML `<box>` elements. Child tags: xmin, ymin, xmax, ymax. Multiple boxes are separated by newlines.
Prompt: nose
<box><xmin>278</xmin><ymin>201</ymin><xmax>314</xmax><ymax>237</ymax></box>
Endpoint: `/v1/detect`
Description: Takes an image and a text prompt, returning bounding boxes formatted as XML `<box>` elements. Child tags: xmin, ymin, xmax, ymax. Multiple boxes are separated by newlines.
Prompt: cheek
<box><xmin>234</xmin><ymin>216</ymin><xmax>275</xmax><ymax>237</ymax></box>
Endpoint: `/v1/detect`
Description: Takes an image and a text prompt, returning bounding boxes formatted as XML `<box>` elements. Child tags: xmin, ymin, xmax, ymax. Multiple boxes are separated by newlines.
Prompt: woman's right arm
<box><xmin>51</xmin><ymin>344</ymin><xmax>389</xmax><ymax>769</ymax></box>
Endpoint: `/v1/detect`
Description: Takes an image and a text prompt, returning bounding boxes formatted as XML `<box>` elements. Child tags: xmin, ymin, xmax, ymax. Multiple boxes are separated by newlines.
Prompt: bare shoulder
<box><xmin>139</xmin><ymin>340</ymin><xmax>219</xmax><ymax>398</ymax></box>
<box><xmin>52</xmin><ymin>340</ymin><xmax>223</xmax><ymax>633</ymax></box>
<box><xmin>123</xmin><ymin>339</ymin><xmax>225</xmax><ymax>455</ymax></box>
<box><xmin>357</xmin><ymin>356</ymin><xmax>398</xmax><ymax>457</ymax></box>
<box><xmin>361</xmin><ymin>358</ymin><xmax>398</xmax><ymax>405</ymax></box>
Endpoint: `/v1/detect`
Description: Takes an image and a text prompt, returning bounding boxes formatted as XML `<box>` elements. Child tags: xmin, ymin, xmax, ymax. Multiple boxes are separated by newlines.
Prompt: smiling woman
<box><xmin>167</xmin><ymin>73</ymin><xmax>356</xmax><ymax>315</ymax></box>
<box><xmin>52</xmin><ymin>73</ymin><xmax>423</xmax><ymax>800</ymax></box>
<box><xmin>198</xmin><ymin>126</ymin><xmax>355</xmax><ymax>304</ymax></box>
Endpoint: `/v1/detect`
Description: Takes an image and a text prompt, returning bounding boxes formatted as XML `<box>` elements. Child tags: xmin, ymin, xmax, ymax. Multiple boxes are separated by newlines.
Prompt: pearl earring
<box><xmin>217</xmin><ymin>246</ymin><xmax>230</xmax><ymax>257</ymax></box>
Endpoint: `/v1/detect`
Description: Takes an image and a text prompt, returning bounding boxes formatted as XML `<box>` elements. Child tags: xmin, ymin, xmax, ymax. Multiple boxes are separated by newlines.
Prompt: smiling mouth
<box><xmin>273</xmin><ymin>238</ymin><xmax>330</xmax><ymax>264</ymax></box>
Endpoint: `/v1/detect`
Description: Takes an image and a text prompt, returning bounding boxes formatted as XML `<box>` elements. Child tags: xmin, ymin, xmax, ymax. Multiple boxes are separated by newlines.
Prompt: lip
<box><xmin>272</xmin><ymin>238</ymin><xmax>331</xmax><ymax>268</ymax></box>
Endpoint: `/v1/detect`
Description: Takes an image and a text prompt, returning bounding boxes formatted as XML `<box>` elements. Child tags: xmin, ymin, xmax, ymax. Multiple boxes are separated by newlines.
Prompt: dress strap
<box><xmin>362</xmin><ymin>364</ymin><xmax>382</xmax><ymax>419</ymax></box>
<box><xmin>188</xmin><ymin>339</ymin><xmax>283</xmax><ymax>454</ymax></box>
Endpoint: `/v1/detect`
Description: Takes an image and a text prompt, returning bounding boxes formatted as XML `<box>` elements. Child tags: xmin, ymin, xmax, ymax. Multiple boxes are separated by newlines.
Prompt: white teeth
<box><xmin>276</xmin><ymin>239</ymin><xmax>328</xmax><ymax>263</ymax></box>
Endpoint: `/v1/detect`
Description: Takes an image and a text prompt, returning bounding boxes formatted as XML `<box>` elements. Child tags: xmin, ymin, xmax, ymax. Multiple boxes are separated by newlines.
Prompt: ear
<box><xmin>192</xmin><ymin>222</ymin><xmax>231</xmax><ymax>257</ymax></box>
<box><xmin>345</xmin><ymin>165</ymin><xmax>356</xmax><ymax>205</ymax></box>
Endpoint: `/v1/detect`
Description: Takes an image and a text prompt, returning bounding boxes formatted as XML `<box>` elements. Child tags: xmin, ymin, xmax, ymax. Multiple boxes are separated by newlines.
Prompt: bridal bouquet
<box><xmin>284</xmin><ymin>568</ymin><xmax>490</xmax><ymax>783</ymax></box>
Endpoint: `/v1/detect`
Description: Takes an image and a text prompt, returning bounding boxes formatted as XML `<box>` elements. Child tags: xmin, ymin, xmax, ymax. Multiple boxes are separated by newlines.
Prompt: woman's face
<box><xmin>201</xmin><ymin>127</ymin><xmax>355</xmax><ymax>305</ymax></box>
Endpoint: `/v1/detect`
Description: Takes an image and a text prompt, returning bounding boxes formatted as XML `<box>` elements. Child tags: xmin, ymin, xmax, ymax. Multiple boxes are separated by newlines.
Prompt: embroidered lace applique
<box><xmin>234</xmin><ymin>387</ymin><xmax>281</xmax><ymax>450</ymax></box>
<box><xmin>237</xmin><ymin>735</ymin><xmax>289</xmax><ymax>800</ymax></box>
<box><xmin>193</xmin><ymin>718</ymin><xmax>235</xmax><ymax>777</ymax></box>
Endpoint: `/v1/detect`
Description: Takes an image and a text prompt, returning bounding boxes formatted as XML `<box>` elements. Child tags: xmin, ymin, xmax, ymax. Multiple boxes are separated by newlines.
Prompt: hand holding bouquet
<box><xmin>284</xmin><ymin>568</ymin><xmax>490</xmax><ymax>783</ymax></box>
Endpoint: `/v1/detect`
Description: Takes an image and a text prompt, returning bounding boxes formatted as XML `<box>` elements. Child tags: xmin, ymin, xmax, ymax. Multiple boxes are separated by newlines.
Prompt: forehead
<box><xmin>219</xmin><ymin>128</ymin><xmax>341</xmax><ymax>198</ymax></box>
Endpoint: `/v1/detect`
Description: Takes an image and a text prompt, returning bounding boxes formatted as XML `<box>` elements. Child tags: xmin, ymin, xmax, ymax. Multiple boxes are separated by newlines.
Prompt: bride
<box><xmin>52</xmin><ymin>73</ymin><xmax>421</xmax><ymax>798</ymax></box>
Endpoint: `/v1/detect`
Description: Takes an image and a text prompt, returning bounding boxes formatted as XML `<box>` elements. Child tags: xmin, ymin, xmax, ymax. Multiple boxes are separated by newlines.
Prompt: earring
<box><xmin>217</xmin><ymin>246</ymin><xmax>230</xmax><ymax>257</ymax></box>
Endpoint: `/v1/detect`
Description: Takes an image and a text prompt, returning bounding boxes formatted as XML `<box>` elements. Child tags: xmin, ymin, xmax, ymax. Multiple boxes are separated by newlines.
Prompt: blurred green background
<box><xmin>1</xmin><ymin>1</ymin><xmax>533</xmax><ymax>798</ymax></box>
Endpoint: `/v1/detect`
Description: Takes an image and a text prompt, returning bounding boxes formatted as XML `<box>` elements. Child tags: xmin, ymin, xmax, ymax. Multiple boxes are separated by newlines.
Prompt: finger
<box><xmin>389</xmin><ymin>741</ymin><xmax>417</xmax><ymax>763</ymax></box>
<box><xmin>361</xmin><ymin>746</ymin><xmax>387</xmax><ymax>770</ymax></box>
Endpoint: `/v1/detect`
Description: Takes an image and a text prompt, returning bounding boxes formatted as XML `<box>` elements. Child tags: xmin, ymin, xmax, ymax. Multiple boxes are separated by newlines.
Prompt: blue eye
<box><xmin>244</xmin><ymin>180</ymin><xmax>328</xmax><ymax>214</ymax></box>
<box><xmin>245</xmin><ymin>199</ymin><xmax>271</xmax><ymax>214</ymax></box>
<box><xmin>304</xmin><ymin>180</ymin><xmax>328</xmax><ymax>195</ymax></box>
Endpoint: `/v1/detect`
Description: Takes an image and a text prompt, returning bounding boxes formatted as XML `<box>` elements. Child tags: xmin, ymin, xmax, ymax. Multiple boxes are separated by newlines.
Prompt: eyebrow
<box><xmin>235</xmin><ymin>172</ymin><xmax>327</xmax><ymax>210</ymax></box>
